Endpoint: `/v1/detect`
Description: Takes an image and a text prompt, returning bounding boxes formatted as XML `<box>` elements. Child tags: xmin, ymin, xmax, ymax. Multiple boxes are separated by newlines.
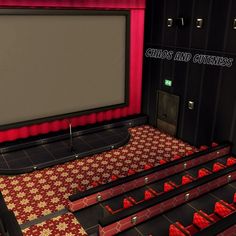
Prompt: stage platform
<box><xmin>0</xmin><ymin>127</ymin><xmax>130</xmax><ymax>174</ymax></box>
<box><xmin>0</xmin><ymin>115</ymin><xmax>147</xmax><ymax>174</ymax></box>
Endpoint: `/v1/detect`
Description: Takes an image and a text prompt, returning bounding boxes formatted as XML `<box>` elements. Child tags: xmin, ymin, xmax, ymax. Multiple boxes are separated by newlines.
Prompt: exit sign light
<box><xmin>164</xmin><ymin>79</ymin><xmax>172</xmax><ymax>87</ymax></box>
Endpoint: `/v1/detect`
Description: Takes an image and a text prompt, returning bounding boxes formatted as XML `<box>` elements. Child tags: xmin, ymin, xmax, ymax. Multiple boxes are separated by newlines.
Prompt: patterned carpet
<box><xmin>22</xmin><ymin>213</ymin><xmax>87</xmax><ymax>236</ymax></box>
<box><xmin>0</xmin><ymin>125</ymin><xmax>197</xmax><ymax>235</ymax></box>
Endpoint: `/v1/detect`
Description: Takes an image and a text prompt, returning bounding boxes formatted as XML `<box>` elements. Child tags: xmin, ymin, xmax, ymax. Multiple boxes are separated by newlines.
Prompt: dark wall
<box><xmin>142</xmin><ymin>0</ymin><xmax>236</xmax><ymax>152</ymax></box>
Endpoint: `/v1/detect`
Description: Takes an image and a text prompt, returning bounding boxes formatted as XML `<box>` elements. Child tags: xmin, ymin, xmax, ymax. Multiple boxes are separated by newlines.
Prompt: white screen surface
<box><xmin>0</xmin><ymin>13</ymin><xmax>127</xmax><ymax>126</ymax></box>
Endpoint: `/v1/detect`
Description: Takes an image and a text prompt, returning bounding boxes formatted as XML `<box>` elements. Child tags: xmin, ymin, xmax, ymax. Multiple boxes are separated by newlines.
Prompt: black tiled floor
<box><xmin>188</xmin><ymin>193</ymin><xmax>218</xmax><ymax>214</ymax></box>
<box><xmin>101</xmin><ymin>194</ymin><xmax>128</xmax><ymax>212</ymax></box>
<box><xmin>211</xmin><ymin>184</ymin><xmax>236</xmax><ymax>203</ymax></box>
<box><xmin>26</xmin><ymin>150</ymin><xmax>52</xmax><ymax>159</ymax></box>
<box><xmin>136</xmin><ymin>215</ymin><xmax>171</xmax><ymax>236</ymax></box>
<box><xmin>201</xmin><ymin>162</ymin><xmax>215</xmax><ymax>170</ymax></box>
<box><xmin>215</xmin><ymin>156</ymin><xmax>229</xmax><ymax>165</ymax></box>
<box><xmin>8</xmin><ymin>157</ymin><xmax>32</xmax><ymax>168</ymax></box>
<box><xmin>50</xmin><ymin>149</ymin><xmax>73</xmax><ymax>157</ymax></box>
<box><xmin>30</xmin><ymin>154</ymin><xmax>55</xmax><ymax>164</ymax></box>
<box><xmin>201</xmin><ymin>158</ymin><xmax>227</xmax><ymax>171</ymax></box>
<box><xmin>44</xmin><ymin>141</ymin><xmax>67</xmax><ymax>150</ymax></box>
<box><xmin>230</xmin><ymin>181</ymin><xmax>236</xmax><ymax>188</ymax></box>
<box><xmin>86</xmin><ymin>139</ymin><xmax>108</xmax><ymax>149</ymax></box>
<box><xmin>164</xmin><ymin>204</ymin><xmax>196</xmax><ymax>226</ymax></box>
<box><xmin>0</xmin><ymin>159</ymin><xmax>8</xmax><ymax>169</ymax></box>
<box><xmin>74</xmin><ymin>204</ymin><xmax>104</xmax><ymax>230</ymax></box>
<box><xmin>147</xmin><ymin>179</ymin><xmax>168</xmax><ymax>193</ymax></box>
<box><xmin>80</xmin><ymin>134</ymin><xmax>99</xmax><ymax>143</ymax></box>
<box><xmin>0</xmin><ymin>127</ymin><xmax>129</xmax><ymax>173</ymax></box>
<box><xmin>185</xmin><ymin>157</ymin><xmax>229</xmax><ymax>178</ymax></box>
<box><xmin>186</xmin><ymin>165</ymin><xmax>212</xmax><ymax>178</ymax></box>
<box><xmin>99</xmin><ymin>130</ymin><xmax>118</xmax><ymax>138</ymax></box>
<box><xmin>117</xmin><ymin>228</ymin><xmax>142</xmax><ymax>236</ymax></box>
<box><xmin>3</xmin><ymin>150</ymin><xmax>26</xmax><ymax>161</ymax></box>
<box><xmin>165</xmin><ymin>172</ymin><xmax>189</xmax><ymax>186</ymax></box>
<box><xmin>72</xmin><ymin>143</ymin><xmax>90</xmax><ymax>152</ymax></box>
<box><xmin>128</xmin><ymin>186</ymin><xmax>150</xmax><ymax>202</ymax></box>
<box><xmin>26</xmin><ymin>146</ymin><xmax>45</xmax><ymax>154</ymax></box>
<box><xmin>102</xmin><ymin>136</ymin><xmax>123</xmax><ymax>144</ymax></box>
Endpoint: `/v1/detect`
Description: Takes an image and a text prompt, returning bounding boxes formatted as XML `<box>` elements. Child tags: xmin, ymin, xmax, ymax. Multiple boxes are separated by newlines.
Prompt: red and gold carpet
<box><xmin>0</xmin><ymin>125</ymin><xmax>197</xmax><ymax>234</ymax></box>
<box><xmin>22</xmin><ymin>213</ymin><xmax>87</xmax><ymax>236</ymax></box>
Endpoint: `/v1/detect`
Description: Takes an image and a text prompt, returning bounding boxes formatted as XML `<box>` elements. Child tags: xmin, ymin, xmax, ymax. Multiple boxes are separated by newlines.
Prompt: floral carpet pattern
<box><xmin>22</xmin><ymin>213</ymin><xmax>87</xmax><ymax>236</ymax></box>
<box><xmin>0</xmin><ymin>125</ymin><xmax>197</xmax><ymax>235</ymax></box>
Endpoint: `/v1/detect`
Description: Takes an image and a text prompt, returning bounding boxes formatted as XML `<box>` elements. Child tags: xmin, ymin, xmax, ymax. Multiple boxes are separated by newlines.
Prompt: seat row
<box><xmin>169</xmin><ymin>193</ymin><xmax>236</xmax><ymax>236</ymax></box>
<box><xmin>69</xmin><ymin>142</ymin><xmax>231</xmax><ymax>213</ymax></box>
<box><xmin>77</xmin><ymin>143</ymin><xmax>221</xmax><ymax>191</ymax></box>
<box><xmin>103</xmin><ymin>157</ymin><xmax>236</xmax><ymax>215</ymax></box>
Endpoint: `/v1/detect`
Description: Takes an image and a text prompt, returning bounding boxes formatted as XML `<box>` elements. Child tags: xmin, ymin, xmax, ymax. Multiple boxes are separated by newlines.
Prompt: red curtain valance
<box><xmin>0</xmin><ymin>0</ymin><xmax>146</xmax><ymax>9</ymax></box>
<box><xmin>0</xmin><ymin>0</ymin><xmax>145</xmax><ymax>143</ymax></box>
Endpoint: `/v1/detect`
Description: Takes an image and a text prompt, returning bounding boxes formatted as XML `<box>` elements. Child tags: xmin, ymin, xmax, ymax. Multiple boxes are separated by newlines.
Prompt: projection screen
<box><xmin>0</xmin><ymin>10</ymin><xmax>129</xmax><ymax>128</ymax></box>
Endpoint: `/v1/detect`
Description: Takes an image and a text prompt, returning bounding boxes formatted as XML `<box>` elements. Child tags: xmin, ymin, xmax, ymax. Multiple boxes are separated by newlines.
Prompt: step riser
<box><xmin>216</xmin><ymin>224</ymin><xmax>236</xmax><ymax>236</ymax></box>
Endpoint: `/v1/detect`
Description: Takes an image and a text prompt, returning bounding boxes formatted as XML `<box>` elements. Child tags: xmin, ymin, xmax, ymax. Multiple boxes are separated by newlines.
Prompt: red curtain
<box><xmin>0</xmin><ymin>0</ymin><xmax>146</xmax><ymax>9</ymax></box>
<box><xmin>0</xmin><ymin>0</ymin><xmax>145</xmax><ymax>143</ymax></box>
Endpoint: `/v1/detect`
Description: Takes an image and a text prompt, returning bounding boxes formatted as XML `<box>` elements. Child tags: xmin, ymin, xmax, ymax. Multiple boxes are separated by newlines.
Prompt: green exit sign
<box><xmin>164</xmin><ymin>79</ymin><xmax>172</xmax><ymax>87</ymax></box>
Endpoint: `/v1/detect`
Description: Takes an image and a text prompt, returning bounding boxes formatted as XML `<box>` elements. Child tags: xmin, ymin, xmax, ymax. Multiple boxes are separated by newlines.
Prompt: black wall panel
<box><xmin>163</xmin><ymin>0</ymin><xmax>178</xmax><ymax>47</ymax></box>
<box><xmin>191</xmin><ymin>0</ymin><xmax>211</xmax><ymax>49</ymax></box>
<box><xmin>181</xmin><ymin>63</ymin><xmax>203</xmax><ymax>144</ymax></box>
<box><xmin>226</xmin><ymin>1</ymin><xmax>236</xmax><ymax>54</ymax></box>
<box><xmin>197</xmin><ymin>67</ymin><xmax>221</xmax><ymax>145</ymax></box>
<box><xmin>150</xmin><ymin>0</ymin><xmax>165</xmax><ymax>45</ymax></box>
<box><xmin>175</xmin><ymin>0</ymin><xmax>194</xmax><ymax>48</ymax></box>
<box><xmin>207</xmin><ymin>0</ymin><xmax>232</xmax><ymax>52</ymax></box>
<box><xmin>143</xmin><ymin>0</ymin><xmax>236</xmax><ymax>152</ymax></box>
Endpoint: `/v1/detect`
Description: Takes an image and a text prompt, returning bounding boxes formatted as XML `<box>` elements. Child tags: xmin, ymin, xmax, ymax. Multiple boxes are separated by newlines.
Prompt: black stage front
<box><xmin>0</xmin><ymin>115</ymin><xmax>148</xmax><ymax>174</ymax></box>
<box><xmin>0</xmin><ymin>127</ymin><xmax>130</xmax><ymax>175</ymax></box>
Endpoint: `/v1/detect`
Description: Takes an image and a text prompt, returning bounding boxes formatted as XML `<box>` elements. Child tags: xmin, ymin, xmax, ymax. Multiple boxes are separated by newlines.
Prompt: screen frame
<box><xmin>0</xmin><ymin>9</ymin><xmax>130</xmax><ymax>130</ymax></box>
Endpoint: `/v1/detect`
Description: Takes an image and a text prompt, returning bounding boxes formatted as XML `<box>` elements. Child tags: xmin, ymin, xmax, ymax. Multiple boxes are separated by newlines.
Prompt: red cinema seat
<box><xmin>198</xmin><ymin>168</ymin><xmax>211</xmax><ymax>178</ymax></box>
<box><xmin>128</xmin><ymin>169</ymin><xmax>136</xmax><ymax>175</ymax></box>
<box><xmin>212</xmin><ymin>162</ymin><xmax>225</xmax><ymax>172</ymax></box>
<box><xmin>182</xmin><ymin>175</ymin><xmax>194</xmax><ymax>185</ymax></box>
<box><xmin>159</xmin><ymin>159</ymin><xmax>167</xmax><ymax>165</ymax></box>
<box><xmin>92</xmin><ymin>181</ymin><xmax>99</xmax><ymax>187</ymax></box>
<box><xmin>169</xmin><ymin>222</ymin><xmax>191</xmax><ymax>236</ymax></box>
<box><xmin>148</xmin><ymin>188</ymin><xmax>159</xmax><ymax>196</ymax></box>
<box><xmin>186</xmin><ymin>150</ymin><xmax>194</xmax><ymax>156</ymax></box>
<box><xmin>234</xmin><ymin>193</ymin><xmax>236</xmax><ymax>204</ymax></box>
<box><xmin>144</xmin><ymin>190</ymin><xmax>154</xmax><ymax>200</ymax></box>
<box><xmin>200</xmin><ymin>145</ymin><xmax>208</xmax><ymax>151</ymax></box>
<box><xmin>144</xmin><ymin>164</ymin><xmax>153</xmax><ymax>170</ymax></box>
<box><xmin>193</xmin><ymin>211</ymin><xmax>214</xmax><ymax>230</ymax></box>
<box><xmin>214</xmin><ymin>200</ymin><xmax>235</xmax><ymax>218</ymax></box>
<box><xmin>105</xmin><ymin>205</ymin><xmax>114</xmax><ymax>214</ymax></box>
<box><xmin>173</xmin><ymin>154</ymin><xmax>181</xmax><ymax>160</ymax></box>
<box><xmin>164</xmin><ymin>181</ymin><xmax>177</xmax><ymax>192</ymax></box>
<box><xmin>78</xmin><ymin>185</ymin><xmax>85</xmax><ymax>191</ymax></box>
<box><xmin>211</xmin><ymin>142</ymin><xmax>218</xmax><ymax>147</ymax></box>
<box><xmin>111</xmin><ymin>175</ymin><xmax>118</xmax><ymax>181</ymax></box>
<box><xmin>226</xmin><ymin>157</ymin><xmax>236</xmax><ymax>166</ymax></box>
<box><xmin>105</xmin><ymin>197</ymin><xmax>134</xmax><ymax>214</ymax></box>
<box><xmin>123</xmin><ymin>198</ymin><xmax>133</xmax><ymax>209</ymax></box>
